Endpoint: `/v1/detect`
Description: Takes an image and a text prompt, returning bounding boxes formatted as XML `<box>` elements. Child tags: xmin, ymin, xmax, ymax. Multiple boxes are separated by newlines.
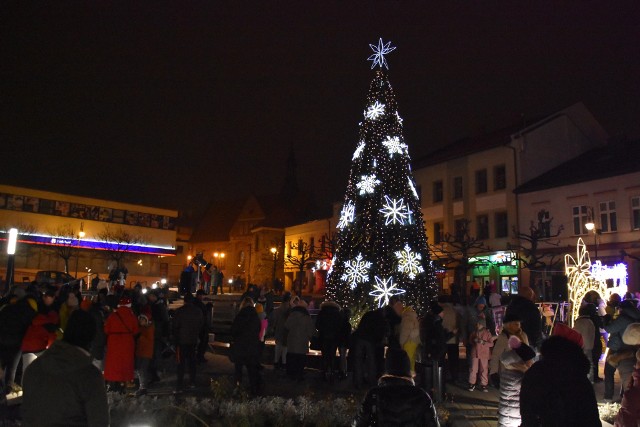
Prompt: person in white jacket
<box><xmin>399</xmin><ymin>306</ymin><xmax>421</xmax><ymax>374</ymax></box>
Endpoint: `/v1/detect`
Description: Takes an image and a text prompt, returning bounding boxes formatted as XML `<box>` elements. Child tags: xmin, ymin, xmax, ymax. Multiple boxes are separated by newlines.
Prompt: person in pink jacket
<box><xmin>468</xmin><ymin>317</ymin><xmax>494</xmax><ymax>392</ymax></box>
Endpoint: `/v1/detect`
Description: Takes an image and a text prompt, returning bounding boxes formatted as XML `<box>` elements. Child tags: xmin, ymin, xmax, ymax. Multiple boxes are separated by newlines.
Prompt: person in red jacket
<box><xmin>104</xmin><ymin>295</ymin><xmax>139</xmax><ymax>392</ymax></box>
<box><xmin>20</xmin><ymin>288</ymin><xmax>59</xmax><ymax>382</ymax></box>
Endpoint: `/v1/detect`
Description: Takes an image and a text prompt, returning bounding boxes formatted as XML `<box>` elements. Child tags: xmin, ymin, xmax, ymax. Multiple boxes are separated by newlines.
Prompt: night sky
<box><xmin>2</xmin><ymin>2</ymin><xmax>640</xmax><ymax>220</ymax></box>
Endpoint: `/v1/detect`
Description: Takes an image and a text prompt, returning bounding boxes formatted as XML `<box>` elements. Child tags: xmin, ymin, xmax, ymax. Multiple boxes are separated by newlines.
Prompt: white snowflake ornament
<box><xmin>395</xmin><ymin>244</ymin><xmax>424</xmax><ymax>279</ymax></box>
<box><xmin>365</xmin><ymin>101</ymin><xmax>385</xmax><ymax>120</ymax></box>
<box><xmin>352</xmin><ymin>141</ymin><xmax>366</xmax><ymax>160</ymax></box>
<box><xmin>370</xmin><ymin>276</ymin><xmax>406</xmax><ymax>307</ymax></box>
<box><xmin>382</xmin><ymin>136</ymin><xmax>407</xmax><ymax>157</ymax></box>
<box><xmin>380</xmin><ymin>195</ymin><xmax>412</xmax><ymax>225</ymax></box>
<box><xmin>337</xmin><ymin>201</ymin><xmax>355</xmax><ymax>229</ymax></box>
<box><xmin>356</xmin><ymin>174</ymin><xmax>381</xmax><ymax>195</ymax></box>
<box><xmin>342</xmin><ymin>253</ymin><xmax>372</xmax><ymax>289</ymax></box>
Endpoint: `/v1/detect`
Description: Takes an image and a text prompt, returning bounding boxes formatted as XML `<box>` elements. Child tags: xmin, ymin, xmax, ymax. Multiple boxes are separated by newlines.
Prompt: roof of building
<box><xmin>189</xmin><ymin>197</ymin><xmax>247</xmax><ymax>243</ymax></box>
<box><xmin>514</xmin><ymin>140</ymin><xmax>640</xmax><ymax>194</ymax></box>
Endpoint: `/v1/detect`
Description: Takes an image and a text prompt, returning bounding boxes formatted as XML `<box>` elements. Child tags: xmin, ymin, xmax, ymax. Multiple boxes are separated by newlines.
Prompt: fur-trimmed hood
<box><xmin>320</xmin><ymin>300</ymin><xmax>342</xmax><ymax>311</ymax></box>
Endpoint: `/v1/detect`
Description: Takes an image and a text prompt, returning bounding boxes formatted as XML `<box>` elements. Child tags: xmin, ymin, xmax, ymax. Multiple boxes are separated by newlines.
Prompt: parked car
<box><xmin>35</xmin><ymin>271</ymin><xmax>81</xmax><ymax>287</ymax></box>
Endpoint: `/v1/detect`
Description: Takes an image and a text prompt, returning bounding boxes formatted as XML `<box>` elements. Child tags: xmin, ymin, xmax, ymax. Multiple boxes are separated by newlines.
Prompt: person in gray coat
<box><xmin>272</xmin><ymin>292</ymin><xmax>291</xmax><ymax>369</ymax></box>
<box><xmin>284</xmin><ymin>299</ymin><xmax>315</xmax><ymax>381</ymax></box>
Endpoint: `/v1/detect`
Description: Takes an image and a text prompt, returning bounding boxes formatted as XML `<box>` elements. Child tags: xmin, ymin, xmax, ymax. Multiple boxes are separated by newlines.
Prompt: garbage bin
<box><xmin>416</xmin><ymin>359</ymin><xmax>443</xmax><ymax>403</ymax></box>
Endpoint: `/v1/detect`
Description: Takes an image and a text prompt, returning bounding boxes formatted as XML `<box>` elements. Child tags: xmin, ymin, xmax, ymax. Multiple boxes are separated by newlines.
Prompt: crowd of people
<box><xmin>3</xmin><ymin>275</ymin><xmax>640</xmax><ymax>426</ymax></box>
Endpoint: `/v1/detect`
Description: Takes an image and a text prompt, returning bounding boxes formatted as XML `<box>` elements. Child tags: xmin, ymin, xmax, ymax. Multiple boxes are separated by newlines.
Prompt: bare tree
<box><xmin>285</xmin><ymin>239</ymin><xmax>322</xmax><ymax>296</ymax></box>
<box><xmin>510</xmin><ymin>209</ymin><xmax>564</xmax><ymax>287</ymax></box>
<box><xmin>429</xmin><ymin>219</ymin><xmax>491</xmax><ymax>305</ymax></box>
<box><xmin>46</xmin><ymin>225</ymin><xmax>79</xmax><ymax>274</ymax></box>
<box><xmin>96</xmin><ymin>226</ymin><xmax>144</xmax><ymax>278</ymax></box>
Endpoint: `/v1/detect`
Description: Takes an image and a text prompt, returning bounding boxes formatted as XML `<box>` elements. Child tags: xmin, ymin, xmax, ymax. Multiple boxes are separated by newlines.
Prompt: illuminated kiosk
<box><xmin>564</xmin><ymin>238</ymin><xmax>627</xmax><ymax>327</ymax></box>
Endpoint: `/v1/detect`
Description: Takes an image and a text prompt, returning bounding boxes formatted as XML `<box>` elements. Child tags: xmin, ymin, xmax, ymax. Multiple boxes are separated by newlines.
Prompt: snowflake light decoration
<box><xmin>380</xmin><ymin>195</ymin><xmax>412</xmax><ymax>225</ymax></box>
<box><xmin>341</xmin><ymin>253</ymin><xmax>372</xmax><ymax>289</ymax></box>
<box><xmin>395</xmin><ymin>244</ymin><xmax>424</xmax><ymax>279</ymax></box>
<box><xmin>337</xmin><ymin>201</ymin><xmax>355</xmax><ymax>229</ymax></box>
<box><xmin>367</xmin><ymin>38</ymin><xmax>396</xmax><ymax>70</ymax></box>
<box><xmin>408</xmin><ymin>178</ymin><xmax>419</xmax><ymax>200</ymax></box>
<box><xmin>352</xmin><ymin>141</ymin><xmax>366</xmax><ymax>160</ymax></box>
<box><xmin>370</xmin><ymin>276</ymin><xmax>406</xmax><ymax>307</ymax></box>
<box><xmin>382</xmin><ymin>136</ymin><xmax>407</xmax><ymax>157</ymax></box>
<box><xmin>356</xmin><ymin>174</ymin><xmax>381</xmax><ymax>195</ymax></box>
<box><xmin>365</xmin><ymin>101</ymin><xmax>385</xmax><ymax>120</ymax></box>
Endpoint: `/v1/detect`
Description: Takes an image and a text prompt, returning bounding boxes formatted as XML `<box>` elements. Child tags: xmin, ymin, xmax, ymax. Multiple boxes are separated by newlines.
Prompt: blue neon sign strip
<box><xmin>1</xmin><ymin>233</ymin><xmax>176</xmax><ymax>256</ymax></box>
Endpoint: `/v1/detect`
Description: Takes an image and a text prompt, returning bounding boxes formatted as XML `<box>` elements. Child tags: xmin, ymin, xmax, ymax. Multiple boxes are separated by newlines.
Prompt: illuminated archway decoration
<box><xmin>564</xmin><ymin>238</ymin><xmax>627</xmax><ymax>326</ymax></box>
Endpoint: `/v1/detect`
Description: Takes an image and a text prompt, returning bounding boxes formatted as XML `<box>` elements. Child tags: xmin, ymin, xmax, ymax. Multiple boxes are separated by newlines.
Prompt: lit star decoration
<box><xmin>396</xmin><ymin>111</ymin><xmax>403</xmax><ymax>126</ymax></box>
<box><xmin>395</xmin><ymin>244</ymin><xmax>424</xmax><ymax>279</ymax></box>
<box><xmin>365</xmin><ymin>101</ymin><xmax>385</xmax><ymax>120</ymax></box>
<box><xmin>408</xmin><ymin>179</ymin><xmax>419</xmax><ymax>200</ymax></box>
<box><xmin>370</xmin><ymin>276</ymin><xmax>406</xmax><ymax>307</ymax></box>
<box><xmin>380</xmin><ymin>196</ymin><xmax>412</xmax><ymax>225</ymax></box>
<box><xmin>337</xmin><ymin>201</ymin><xmax>355</xmax><ymax>229</ymax></box>
<box><xmin>367</xmin><ymin>38</ymin><xmax>396</xmax><ymax>70</ymax></box>
<box><xmin>356</xmin><ymin>174</ymin><xmax>381</xmax><ymax>195</ymax></box>
<box><xmin>382</xmin><ymin>136</ymin><xmax>407</xmax><ymax>157</ymax></box>
<box><xmin>341</xmin><ymin>253</ymin><xmax>372</xmax><ymax>289</ymax></box>
<box><xmin>352</xmin><ymin>141</ymin><xmax>366</xmax><ymax>160</ymax></box>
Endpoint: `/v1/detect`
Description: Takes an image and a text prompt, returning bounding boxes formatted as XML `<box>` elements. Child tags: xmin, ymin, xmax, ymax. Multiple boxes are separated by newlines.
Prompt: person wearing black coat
<box><xmin>316</xmin><ymin>300</ymin><xmax>343</xmax><ymax>381</ymax></box>
<box><xmin>520</xmin><ymin>336</ymin><xmax>601</xmax><ymax>427</ymax></box>
<box><xmin>504</xmin><ymin>286</ymin><xmax>542</xmax><ymax>350</ymax></box>
<box><xmin>352</xmin><ymin>308</ymin><xmax>389</xmax><ymax>388</ymax></box>
<box><xmin>353</xmin><ymin>348</ymin><xmax>440</xmax><ymax>427</ymax></box>
<box><xmin>230</xmin><ymin>297</ymin><xmax>262</xmax><ymax>394</ymax></box>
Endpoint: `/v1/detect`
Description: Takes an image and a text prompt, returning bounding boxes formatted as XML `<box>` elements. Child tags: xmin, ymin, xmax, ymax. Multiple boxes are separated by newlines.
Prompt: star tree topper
<box><xmin>368</xmin><ymin>38</ymin><xmax>396</xmax><ymax>70</ymax></box>
<box><xmin>370</xmin><ymin>276</ymin><xmax>406</xmax><ymax>307</ymax></box>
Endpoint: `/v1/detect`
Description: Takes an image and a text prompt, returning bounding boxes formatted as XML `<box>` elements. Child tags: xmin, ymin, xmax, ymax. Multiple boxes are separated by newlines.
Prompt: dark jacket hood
<box><xmin>36</xmin><ymin>340</ymin><xmax>93</xmax><ymax>375</ymax></box>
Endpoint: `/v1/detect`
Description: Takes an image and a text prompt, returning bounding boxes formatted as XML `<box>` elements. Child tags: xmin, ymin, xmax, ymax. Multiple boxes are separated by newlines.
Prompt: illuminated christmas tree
<box><xmin>326</xmin><ymin>39</ymin><xmax>438</xmax><ymax>316</ymax></box>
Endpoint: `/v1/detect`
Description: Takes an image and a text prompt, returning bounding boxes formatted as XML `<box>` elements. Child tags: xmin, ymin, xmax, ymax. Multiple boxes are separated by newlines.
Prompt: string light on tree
<box><xmin>370</xmin><ymin>276</ymin><xmax>406</xmax><ymax>307</ymax></box>
<box><xmin>352</xmin><ymin>141</ymin><xmax>366</xmax><ymax>160</ymax></box>
<box><xmin>341</xmin><ymin>253</ymin><xmax>372</xmax><ymax>289</ymax></box>
<box><xmin>337</xmin><ymin>201</ymin><xmax>356</xmax><ymax>229</ymax></box>
<box><xmin>382</xmin><ymin>136</ymin><xmax>407</xmax><ymax>157</ymax></box>
<box><xmin>367</xmin><ymin>38</ymin><xmax>396</xmax><ymax>70</ymax></box>
<box><xmin>396</xmin><ymin>111</ymin><xmax>403</xmax><ymax>126</ymax></box>
<box><xmin>356</xmin><ymin>174</ymin><xmax>381</xmax><ymax>195</ymax></box>
<box><xmin>408</xmin><ymin>178</ymin><xmax>419</xmax><ymax>200</ymax></box>
<box><xmin>395</xmin><ymin>244</ymin><xmax>424</xmax><ymax>279</ymax></box>
<box><xmin>365</xmin><ymin>101</ymin><xmax>386</xmax><ymax>120</ymax></box>
<box><xmin>380</xmin><ymin>195</ymin><xmax>412</xmax><ymax>225</ymax></box>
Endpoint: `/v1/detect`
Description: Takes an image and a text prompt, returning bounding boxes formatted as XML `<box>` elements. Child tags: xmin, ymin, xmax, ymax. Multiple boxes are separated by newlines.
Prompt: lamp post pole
<box><xmin>5</xmin><ymin>228</ymin><xmax>18</xmax><ymax>292</ymax></box>
<box><xmin>585</xmin><ymin>208</ymin><xmax>598</xmax><ymax>259</ymax></box>
<box><xmin>270</xmin><ymin>247</ymin><xmax>277</xmax><ymax>287</ymax></box>
<box><xmin>75</xmin><ymin>222</ymin><xmax>85</xmax><ymax>282</ymax></box>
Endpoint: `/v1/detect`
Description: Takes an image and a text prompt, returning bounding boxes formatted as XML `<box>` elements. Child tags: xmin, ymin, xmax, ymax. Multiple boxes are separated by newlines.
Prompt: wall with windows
<box><xmin>0</xmin><ymin>185</ymin><xmax>178</xmax><ymax>286</ymax></box>
<box><xmin>517</xmin><ymin>171</ymin><xmax>640</xmax><ymax>292</ymax></box>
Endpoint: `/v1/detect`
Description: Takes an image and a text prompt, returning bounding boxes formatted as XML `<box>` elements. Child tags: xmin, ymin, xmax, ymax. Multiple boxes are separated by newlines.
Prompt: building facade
<box><xmin>0</xmin><ymin>184</ymin><xmax>178</xmax><ymax>287</ymax></box>
<box><xmin>412</xmin><ymin>103</ymin><xmax>609</xmax><ymax>296</ymax></box>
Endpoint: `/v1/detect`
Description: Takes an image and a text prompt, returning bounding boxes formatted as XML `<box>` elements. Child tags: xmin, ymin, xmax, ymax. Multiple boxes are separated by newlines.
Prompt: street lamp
<box><xmin>270</xmin><ymin>247</ymin><xmax>278</xmax><ymax>286</ymax></box>
<box><xmin>585</xmin><ymin>209</ymin><xmax>599</xmax><ymax>259</ymax></box>
<box><xmin>5</xmin><ymin>228</ymin><xmax>18</xmax><ymax>292</ymax></box>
